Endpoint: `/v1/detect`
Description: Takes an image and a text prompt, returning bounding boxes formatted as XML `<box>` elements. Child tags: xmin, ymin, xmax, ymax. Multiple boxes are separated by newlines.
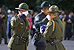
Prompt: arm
<box><xmin>22</xmin><ymin>18</ymin><xmax>30</xmax><ymax>44</ymax></box>
<box><xmin>64</xmin><ymin>16</ymin><xmax>69</xmax><ymax>23</ymax></box>
<box><xmin>25</xmin><ymin>18</ymin><xmax>30</xmax><ymax>37</ymax></box>
<box><xmin>2</xmin><ymin>12</ymin><xmax>8</xmax><ymax>23</ymax></box>
<box><xmin>11</xmin><ymin>14</ymin><xmax>26</xmax><ymax>27</ymax></box>
<box><xmin>64</xmin><ymin>16</ymin><xmax>67</xmax><ymax>22</ymax></box>
<box><xmin>34</xmin><ymin>16</ymin><xmax>48</xmax><ymax>25</ymax></box>
<box><xmin>11</xmin><ymin>17</ymin><xmax>23</xmax><ymax>27</ymax></box>
<box><xmin>71</xmin><ymin>17</ymin><xmax>74</xmax><ymax>23</ymax></box>
<box><xmin>0</xmin><ymin>17</ymin><xmax>3</xmax><ymax>23</ymax></box>
<box><xmin>34</xmin><ymin>15</ymin><xmax>40</xmax><ymax>31</ymax></box>
<box><xmin>42</xmin><ymin>21</ymin><xmax>53</xmax><ymax>40</ymax></box>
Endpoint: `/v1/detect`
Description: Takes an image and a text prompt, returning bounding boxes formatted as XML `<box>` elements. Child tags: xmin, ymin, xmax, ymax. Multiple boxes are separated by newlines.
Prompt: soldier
<box><xmin>8</xmin><ymin>3</ymin><xmax>30</xmax><ymax>50</ymax></box>
<box><xmin>42</xmin><ymin>5</ymin><xmax>65</xmax><ymax>50</ymax></box>
<box><xmin>0</xmin><ymin>8</ymin><xmax>8</xmax><ymax>44</ymax></box>
<box><xmin>34</xmin><ymin>1</ymin><xmax>50</xmax><ymax>50</ymax></box>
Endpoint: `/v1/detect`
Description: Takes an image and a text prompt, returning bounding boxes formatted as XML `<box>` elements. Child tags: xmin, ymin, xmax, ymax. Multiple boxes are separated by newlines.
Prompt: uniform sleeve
<box><xmin>42</xmin><ymin>21</ymin><xmax>53</xmax><ymax>40</ymax></box>
<box><xmin>34</xmin><ymin>15</ymin><xmax>40</xmax><ymax>25</ymax></box>
<box><xmin>0</xmin><ymin>17</ymin><xmax>3</xmax><ymax>22</ymax></box>
<box><xmin>34</xmin><ymin>15</ymin><xmax>48</xmax><ymax>25</ymax></box>
<box><xmin>24</xmin><ymin>19</ymin><xmax>30</xmax><ymax>45</ymax></box>
<box><xmin>25</xmin><ymin>18</ymin><xmax>30</xmax><ymax>37</ymax></box>
<box><xmin>34</xmin><ymin>15</ymin><xmax>40</xmax><ymax>30</ymax></box>
<box><xmin>11</xmin><ymin>17</ymin><xmax>23</xmax><ymax>27</ymax></box>
<box><xmin>2</xmin><ymin>12</ymin><xmax>8</xmax><ymax>23</ymax></box>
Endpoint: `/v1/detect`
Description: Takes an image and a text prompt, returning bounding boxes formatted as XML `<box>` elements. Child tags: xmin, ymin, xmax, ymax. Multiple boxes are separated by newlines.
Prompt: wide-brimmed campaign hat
<box><xmin>38</xmin><ymin>1</ymin><xmax>51</xmax><ymax>8</ymax></box>
<box><xmin>46</xmin><ymin>5</ymin><xmax>62</xmax><ymax>13</ymax></box>
<box><xmin>15</xmin><ymin>3</ymin><xmax>29</xmax><ymax>10</ymax></box>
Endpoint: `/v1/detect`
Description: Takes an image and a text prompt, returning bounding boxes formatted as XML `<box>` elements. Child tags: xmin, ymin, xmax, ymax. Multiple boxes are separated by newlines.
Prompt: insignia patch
<box><xmin>20</xmin><ymin>23</ymin><xmax>23</xmax><ymax>25</ymax></box>
<box><xmin>47</xmin><ymin>21</ymin><xmax>52</xmax><ymax>26</ymax></box>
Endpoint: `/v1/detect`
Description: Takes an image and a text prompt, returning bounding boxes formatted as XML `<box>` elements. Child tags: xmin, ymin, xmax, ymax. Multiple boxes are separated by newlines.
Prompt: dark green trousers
<box><xmin>8</xmin><ymin>44</ymin><xmax>27</xmax><ymax>50</ymax></box>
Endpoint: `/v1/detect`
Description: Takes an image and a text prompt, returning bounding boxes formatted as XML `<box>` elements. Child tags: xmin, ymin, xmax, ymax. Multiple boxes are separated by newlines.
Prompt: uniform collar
<box><xmin>41</xmin><ymin>12</ymin><xmax>46</xmax><ymax>16</ymax></box>
<box><xmin>52</xmin><ymin>17</ymin><xmax>59</xmax><ymax>20</ymax></box>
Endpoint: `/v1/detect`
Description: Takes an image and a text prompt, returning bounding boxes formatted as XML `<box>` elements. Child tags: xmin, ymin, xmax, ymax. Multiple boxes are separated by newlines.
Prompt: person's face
<box><xmin>18</xmin><ymin>10</ymin><xmax>22</xmax><ymax>15</ymax></box>
<box><xmin>31</xmin><ymin>10</ymin><xmax>34</xmax><ymax>15</ymax></box>
<box><xmin>12</xmin><ymin>11</ymin><xmax>15</xmax><ymax>14</ymax></box>
<box><xmin>70</xmin><ymin>13</ymin><xmax>73</xmax><ymax>17</ymax></box>
<box><xmin>48</xmin><ymin>13</ymin><xmax>56</xmax><ymax>20</ymax></box>
<box><xmin>63</xmin><ymin>14</ymin><xmax>66</xmax><ymax>17</ymax></box>
<box><xmin>62</xmin><ymin>11</ymin><xmax>65</xmax><ymax>14</ymax></box>
<box><xmin>42</xmin><ymin>8</ymin><xmax>49</xmax><ymax>15</ymax></box>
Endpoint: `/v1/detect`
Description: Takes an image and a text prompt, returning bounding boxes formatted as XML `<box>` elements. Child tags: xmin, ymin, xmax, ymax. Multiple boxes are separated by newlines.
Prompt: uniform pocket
<box><xmin>14</xmin><ymin>36</ymin><xmax>20</xmax><ymax>44</ymax></box>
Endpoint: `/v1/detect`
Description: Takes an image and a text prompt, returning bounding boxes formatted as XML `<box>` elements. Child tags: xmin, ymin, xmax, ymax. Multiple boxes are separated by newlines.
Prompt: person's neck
<box><xmin>51</xmin><ymin>16</ymin><xmax>56</xmax><ymax>20</ymax></box>
<box><xmin>42</xmin><ymin>12</ymin><xmax>47</xmax><ymax>15</ymax></box>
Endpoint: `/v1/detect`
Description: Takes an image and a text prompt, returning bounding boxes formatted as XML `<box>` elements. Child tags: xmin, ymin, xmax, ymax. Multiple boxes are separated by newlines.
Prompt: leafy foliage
<box><xmin>0</xmin><ymin>0</ymin><xmax>74</xmax><ymax>12</ymax></box>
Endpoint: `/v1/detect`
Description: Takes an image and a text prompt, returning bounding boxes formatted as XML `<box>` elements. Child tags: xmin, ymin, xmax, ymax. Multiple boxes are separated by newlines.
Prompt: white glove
<box><xmin>46</xmin><ymin>15</ymin><xmax>50</xmax><ymax>20</ymax></box>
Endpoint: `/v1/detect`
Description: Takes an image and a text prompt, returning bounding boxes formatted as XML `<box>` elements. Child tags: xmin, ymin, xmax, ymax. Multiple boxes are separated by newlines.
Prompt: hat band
<box><xmin>41</xmin><ymin>6</ymin><xmax>50</xmax><ymax>8</ymax></box>
<box><xmin>19</xmin><ymin>7</ymin><xmax>28</xmax><ymax>10</ymax></box>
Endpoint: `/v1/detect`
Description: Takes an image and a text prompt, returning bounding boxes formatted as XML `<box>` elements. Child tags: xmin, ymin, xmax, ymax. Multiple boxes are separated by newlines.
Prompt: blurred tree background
<box><xmin>0</xmin><ymin>0</ymin><xmax>74</xmax><ymax>14</ymax></box>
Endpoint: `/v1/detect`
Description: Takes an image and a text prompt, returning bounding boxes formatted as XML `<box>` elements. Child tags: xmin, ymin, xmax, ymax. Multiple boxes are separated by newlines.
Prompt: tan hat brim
<box><xmin>15</xmin><ymin>8</ymin><xmax>31</xmax><ymax>11</ymax></box>
<box><xmin>15</xmin><ymin>8</ymin><xmax>26</xmax><ymax>10</ymax></box>
<box><xmin>46</xmin><ymin>10</ymin><xmax>62</xmax><ymax>13</ymax></box>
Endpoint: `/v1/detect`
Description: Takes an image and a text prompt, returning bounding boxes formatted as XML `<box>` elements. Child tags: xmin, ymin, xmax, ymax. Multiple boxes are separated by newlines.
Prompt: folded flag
<box><xmin>40</xmin><ymin>24</ymin><xmax>46</xmax><ymax>34</ymax></box>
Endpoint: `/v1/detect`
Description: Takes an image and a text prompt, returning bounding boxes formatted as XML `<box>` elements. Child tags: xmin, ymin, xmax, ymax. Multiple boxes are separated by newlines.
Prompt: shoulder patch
<box><xmin>47</xmin><ymin>20</ymin><xmax>55</xmax><ymax>31</ymax></box>
<box><xmin>47</xmin><ymin>21</ymin><xmax>52</xmax><ymax>26</ymax></box>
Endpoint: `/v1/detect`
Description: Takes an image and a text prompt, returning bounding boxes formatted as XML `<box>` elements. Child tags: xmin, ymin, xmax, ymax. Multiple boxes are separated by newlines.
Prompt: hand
<box><xmin>0</xmin><ymin>15</ymin><xmax>4</xmax><ymax>18</ymax></box>
<box><xmin>67</xmin><ymin>21</ymin><xmax>72</xmax><ymax>23</ymax></box>
<box><xmin>69</xmin><ymin>21</ymin><xmax>72</xmax><ymax>23</ymax></box>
